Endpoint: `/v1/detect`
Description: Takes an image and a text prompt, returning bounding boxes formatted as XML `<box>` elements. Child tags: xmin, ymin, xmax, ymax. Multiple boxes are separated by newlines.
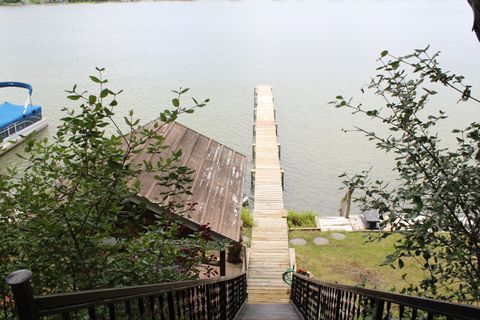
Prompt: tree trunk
<box><xmin>468</xmin><ymin>0</ymin><xmax>480</xmax><ymax>41</ymax></box>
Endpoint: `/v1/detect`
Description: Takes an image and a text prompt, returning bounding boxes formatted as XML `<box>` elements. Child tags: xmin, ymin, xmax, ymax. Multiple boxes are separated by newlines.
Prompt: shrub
<box><xmin>0</xmin><ymin>69</ymin><xmax>218</xmax><ymax>304</ymax></box>
<box><xmin>287</xmin><ymin>210</ymin><xmax>317</xmax><ymax>228</ymax></box>
<box><xmin>332</xmin><ymin>47</ymin><xmax>480</xmax><ymax>303</ymax></box>
<box><xmin>241</xmin><ymin>208</ymin><xmax>253</xmax><ymax>228</ymax></box>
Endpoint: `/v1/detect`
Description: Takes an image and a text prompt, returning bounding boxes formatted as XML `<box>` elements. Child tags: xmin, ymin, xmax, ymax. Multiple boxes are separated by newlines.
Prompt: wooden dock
<box><xmin>248</xmin><ymin>85</ymin><xmax>291</xmax><ymax>304</ymax></box>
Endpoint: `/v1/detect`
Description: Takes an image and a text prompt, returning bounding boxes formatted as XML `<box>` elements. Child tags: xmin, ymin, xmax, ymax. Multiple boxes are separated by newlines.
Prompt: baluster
<box><xmin>342</xmin><ymin>291</ymin><xmax>350</xmax><ymax>320</ymax></box>
<box><xmin>181</xmin><ymin>290</ymin><xmax>188</xmax><ymax>319</ymax></box>
<box><xmin>427</xmin><ymin>312</ymin><xmax>434</xmax><ymax>320</ymax></box>
<box><xmin>411</xmin><ymin>308</ymin><xmax>417</xmax><ymax>320</ymax></box>
<box><xmin>159</xmin><ymin>293</ymin><xmax>166</xmax><ymax>320</ymax></box>
<box><xmin>88</xmin><ymin>307</ymin><xmax>96</xmax><ymax>320</ymax></box>
<box><xmin>107</xmin><ymin>304</ymin><xmax>115</xmax><ymax>320</ymax></box>
<box><xmin>177</xmin><ymin>291</ymin><xmax>184</xmax><ymax>319</ymax></box>
<box><xmin>148</xmin><ymin>296</ymin><xmax>155</xmax><ymax>319</ymax></box>
<box><xmin>190</xmin><ymin>287</ymin><xmax>196</xmax><ymax>320</ymax></box>
<box><xmin>138</xmin><ymin>297</ymin><xmax>145</xmax><ymax>319</ymax></box>
<box><xmin>200</xmin><ymin>285</ymin><xmax>206</xmax><ymax>320</ymax></box>
<box><xmin>124</xmin><ymin>300</ymin><xmax>132</xmax><ymax>320</ymax></box>
<box><xmin>399</xmin><ymin>305</ymin><xmax>405</xmax><ymax>320</ymax></box>
<box><xmin>206</xmin><ymin>284</ymin><xmax>212</xmax><ymax>320</ymax></box>
<box><xmin>188</xmin><ymin>288</ymin><xmax>195</xmax><ymax>319</ymax></box>
<box><xmin>351</xmin><ymin>293</ymin><xmax>358</xmax><ymax>320</ymax></box>
<box><xmin>62</xmin><ymin>312</ymin><xmax>71</xmax><ymax>320</ymax></box>
<box><xmin>220</xmin><ymin>280</ymin><xmax>227</xmax><ymax>320</ymax></box>
<box><xmin>385</xmin><ymin>302</ymin><xmax>391</xmax><ymax>320</ymax></box>
<box><xmin>333</xmin><ymin>289</ymin><xmax>342</xmax><ymax>320</ymax></box>
<box><xmin>167</xmin><ymin>291</ymin><xmax>175</xmax><ymax>320</ymax></box>
<box><xmin>374</xmin><ymin>299</ymin><xmax>384</xmax><ymax>320</ymax></box>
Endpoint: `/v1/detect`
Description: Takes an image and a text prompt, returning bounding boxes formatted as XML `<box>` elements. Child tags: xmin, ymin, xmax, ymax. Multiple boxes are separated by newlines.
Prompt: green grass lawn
<box><xmin>289</xmin><ymin>231</ymin><xmax>425</xmax><ymax>291</ymax></box>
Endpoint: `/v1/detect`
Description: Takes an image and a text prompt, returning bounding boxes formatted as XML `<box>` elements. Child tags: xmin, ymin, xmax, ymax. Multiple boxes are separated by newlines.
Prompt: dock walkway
<box><xmin>247</xmin><ymin>86</ymin><xmax>291</xmax><ymax>303</ymax></box>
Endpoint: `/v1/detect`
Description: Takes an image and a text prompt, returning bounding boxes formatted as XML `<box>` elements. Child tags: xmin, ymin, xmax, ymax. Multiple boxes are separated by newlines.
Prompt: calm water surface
<box><xmin>1</xmin><ymin>0</ymin><xmax>479</xmax><ymax>215</ymax></box>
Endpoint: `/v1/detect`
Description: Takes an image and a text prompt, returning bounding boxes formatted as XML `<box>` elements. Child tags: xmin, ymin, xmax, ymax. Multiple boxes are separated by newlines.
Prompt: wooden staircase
<box><xmin>248</xmin><ymin>86</ymin><xmax>291</xmax><ymax>304</ymax></box>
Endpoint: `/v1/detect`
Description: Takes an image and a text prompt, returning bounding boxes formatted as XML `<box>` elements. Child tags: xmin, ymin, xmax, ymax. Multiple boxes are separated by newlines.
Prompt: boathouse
<box><xmin>127</xmin><ymin>120</ymin><xmax>247</xmax><ymax>275</ymax></box>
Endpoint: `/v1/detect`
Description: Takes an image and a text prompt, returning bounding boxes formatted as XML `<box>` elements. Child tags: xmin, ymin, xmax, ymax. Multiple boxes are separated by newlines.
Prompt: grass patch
<box><xmin>289</xmin><ymin>231</ymin><xmax>424</xmax><ymax>291</ymax></box>
<box><xmin>287</xmin><ymin>209</ymin><xmax>317</xmax><ymax>228</ymax></box>
<box><xmin>241</xmin><ymin>208</ymin><xmax>253</xmax><ymax>246</ymax></box>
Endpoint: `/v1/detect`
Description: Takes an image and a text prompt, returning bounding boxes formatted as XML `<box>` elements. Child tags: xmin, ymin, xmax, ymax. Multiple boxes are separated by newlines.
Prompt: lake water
<box><xmin>1</xmin><ymin>0</ymin><xmax>479</xmax><ymax>215</ymax></box>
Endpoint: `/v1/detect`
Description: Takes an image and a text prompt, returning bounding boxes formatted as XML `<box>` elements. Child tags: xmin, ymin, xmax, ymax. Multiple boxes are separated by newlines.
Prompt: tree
<box><xmin>332</xmin><ymin>47</ymin><xmax>480</xmax><ymax>304</ymax></box>
<box><xmin>468</xmin><ymin>0</ymin><xmax>480</xmax><ymax>41</ymax></box>
<box><xmin>0</xmin><ymin>69</ymin><xmax>219</xmax><ymax>314</ymax></box>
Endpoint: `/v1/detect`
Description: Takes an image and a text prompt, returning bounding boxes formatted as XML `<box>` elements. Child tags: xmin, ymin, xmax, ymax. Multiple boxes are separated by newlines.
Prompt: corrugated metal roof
<box><xmin>129</xmin><ymin>120</ymin><xmax>246</xmax><ymax>243</ymax></box>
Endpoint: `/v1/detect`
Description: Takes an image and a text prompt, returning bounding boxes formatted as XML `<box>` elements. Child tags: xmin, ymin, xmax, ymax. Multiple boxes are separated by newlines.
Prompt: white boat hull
<box><xmin>0</xmin><ymin>118</ymin><xmax>48</xmax><ymax>156</ymax></box>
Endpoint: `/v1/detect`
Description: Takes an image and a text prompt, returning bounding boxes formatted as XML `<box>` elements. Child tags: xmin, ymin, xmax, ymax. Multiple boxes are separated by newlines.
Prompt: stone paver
<box><xmin>331</xmin><ymin>233</ymin><xmax>346</xmax><ymax>240</ymax></box>
<box><xmin>313</xmin><ymin>237</ymin><xmax>330</xmax><ymax>245</ymax></box>
<box><xmin>290</xmin><ymin>238</ymin><xmax>306</xmax><ymax>246</ymax></box>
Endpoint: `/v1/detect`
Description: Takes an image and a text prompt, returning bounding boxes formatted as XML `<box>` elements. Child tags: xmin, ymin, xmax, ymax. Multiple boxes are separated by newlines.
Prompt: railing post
<box><xmin>220</xmin><ymin>249</ymin><xmax>226</xmax><ymax>277</ymax></box>
<box><xmin>5</xmin><ymin>270</ymin><xmax>38</xmax><ymax>320</ymax></box>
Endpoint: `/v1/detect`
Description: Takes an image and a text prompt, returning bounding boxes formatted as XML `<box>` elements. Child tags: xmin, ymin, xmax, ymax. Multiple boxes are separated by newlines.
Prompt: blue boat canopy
<box><xmin>0</xmin><ymin>102</ymin><xmax>42</xmax><ymax>131</ymax></box>
<box><xmin>0</xmin><ymin>82</ymin><xmax>33</xmax><ymax>95</ymax></box>
<box><xmin>0</xmin><ymin>81</ymin><xmax>42</xmax><ymax>131</ymax></box>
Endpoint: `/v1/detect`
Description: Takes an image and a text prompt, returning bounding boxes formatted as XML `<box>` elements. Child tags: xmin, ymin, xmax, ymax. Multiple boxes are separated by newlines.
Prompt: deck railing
<box><xmin>5</xmin><ymin>270</ymin><xmax>247</xmax><ymax>320</ymax></box>
<box><xmin>291</xmin><ymin>273</ymin><xmax>480</xmax><ymax>320</ymax></box>
<box><xmin>0</xmin><ymin>115</ymin><xmax>42</xmax><ymax>141</ymax></box>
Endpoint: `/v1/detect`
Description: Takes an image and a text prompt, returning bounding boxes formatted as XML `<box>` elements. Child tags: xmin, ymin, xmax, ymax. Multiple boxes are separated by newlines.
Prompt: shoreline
<box><xmin>0</xmin><ymin>0</ymin><xmax>192</xmax><ymax>6</ymax></box>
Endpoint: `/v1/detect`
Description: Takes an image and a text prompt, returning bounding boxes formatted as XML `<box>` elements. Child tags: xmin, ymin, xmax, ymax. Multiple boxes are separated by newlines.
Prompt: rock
<box><xmin>290</xmin><ymin>238</ymin><xmax>307</xmax><ymax>246</ymax></box>
<box><xmin>331</xmin><ymin>233</ymin><xmax>346</xmax><ymax>240</ymax></box>
<box><xmin>313</xmin><ymin>237</ymin><xmax>330</xmax><ymax>245</ymax></box>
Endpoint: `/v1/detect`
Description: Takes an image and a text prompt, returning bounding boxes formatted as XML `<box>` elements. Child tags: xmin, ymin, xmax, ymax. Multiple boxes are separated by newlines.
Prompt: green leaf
<box><xmin>100</xmin><ymin>89</ymin><xmax>109</xmax><ymax>98</ymax></box>
<box><xmin>67</xmin><ymin>95</ymin><xmax>81</xmax><ymax>100</ymax></box>
<box><xmin>381</xmin><ymin>50</ymin><xmax>389</xmax><ymax>57</ymax></box>
<box><xmin>89</xmin><ymin>76</ymin><xmax>101</xmax><ymax>83</ymax></box>
<box><xmin>391</xmin><ymin>61</ymin><xmax>400</xmax><ymax>70</ymax></box>
<box><xmin>172</xmin><ymin>98</ymin><xmax>179</xmax><ymax>107</ymax></box>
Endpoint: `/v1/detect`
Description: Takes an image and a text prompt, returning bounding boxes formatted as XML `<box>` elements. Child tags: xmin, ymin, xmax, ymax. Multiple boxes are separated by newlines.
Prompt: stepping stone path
<box><xmin>290</xmin><ymin>238</ymin><xmax>307</xmax><ymax>246</ymax></box>
<box><xmin>331</xmin><ymin>233</ymin><xmax>346</xmax><ymax>240</ymax></box>
<box><xmin>313</xmin><ymin>237</ymin><xmax>329</xmax><ymax>245</ymax></box>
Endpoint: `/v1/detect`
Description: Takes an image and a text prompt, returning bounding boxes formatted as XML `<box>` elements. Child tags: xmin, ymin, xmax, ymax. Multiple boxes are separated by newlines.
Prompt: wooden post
<box><xmin>5</xmin><ymin>270</ymin><xmax>38</xmax><ymax>320</ymax></box>
<box><xmin>339</xmin><ymin>188</ymin><xmax>353</xmax><ymax>218</ymax></box>
<box><xmin>220</xmin><ymin>249</ymin><xmax>226</xmax><ymax>277</ymax></box>
<box><xmin>250</xmin><ymin>169</ymin><xmax>255</xmax><ymax>191</ymax></box>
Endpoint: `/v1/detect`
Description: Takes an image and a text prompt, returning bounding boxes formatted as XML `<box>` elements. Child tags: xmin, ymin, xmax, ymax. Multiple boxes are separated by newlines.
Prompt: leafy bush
<box><xmin>0</xmin><ymin>69</ymin><xmax>219</xmax><ymax>307</ymax></box>
<box><xmin>287</xmin><ymin>210</ymin><xmax>317</xmax><ymax>228</ymax></box>
<box><xmin>333</xmin><ymin>47</ymin><xmax>480</xmax><ymax>303</ymax></box>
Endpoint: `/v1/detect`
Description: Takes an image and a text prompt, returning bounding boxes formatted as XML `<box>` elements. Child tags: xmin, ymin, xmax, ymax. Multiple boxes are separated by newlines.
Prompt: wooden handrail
<box><xmin>291</xmin><ymin>273</ymin><xmax>480</xmax><ymax>320</ymax></box>
<box><xmin>6</xmin><ymin>270</ymin><xmax>247</xmax><ymax>320</ymax></box>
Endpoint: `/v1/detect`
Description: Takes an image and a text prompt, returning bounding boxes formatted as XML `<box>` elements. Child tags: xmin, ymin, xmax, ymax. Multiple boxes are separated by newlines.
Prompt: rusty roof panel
<box><xmin>132</xmin><ymin>121</ymin><xmax>246</xmax><ymax>242</ymax></box>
